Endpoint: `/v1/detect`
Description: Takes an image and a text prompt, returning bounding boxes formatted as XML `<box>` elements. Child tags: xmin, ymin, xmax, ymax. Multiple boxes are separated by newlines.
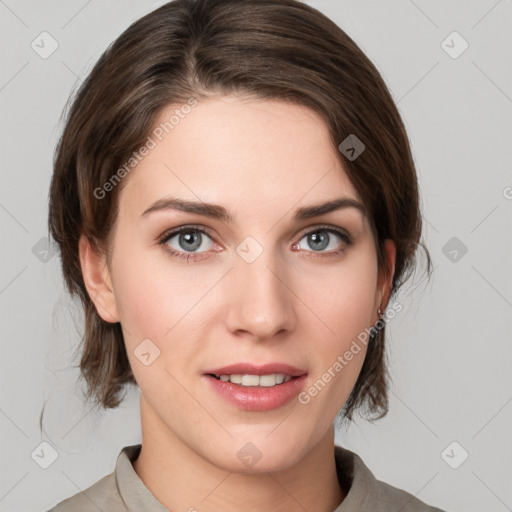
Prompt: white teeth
<box><xmin>242</xmin><ymin>375</ymin><xmax>260</xmax><ymax>386</ymax></box>
<box><xmin>216</xmin><ymin>373</ymin><xmax>293</xmax><ymax>386</ymax></box>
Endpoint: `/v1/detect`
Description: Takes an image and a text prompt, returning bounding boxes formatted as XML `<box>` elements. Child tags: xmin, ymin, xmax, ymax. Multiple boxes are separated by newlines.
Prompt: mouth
<box><xmin>206</xmin><ymin>373</ymin><xmax>298</xmax><ymax>387</ymax></box>
<box><xmin>203</xmin><ymin>362</ymin><xmax>307</xmax><ymax>384</ymax></box>
<box><xmin>202</xmin><ymin>362</ymin><xmax>308</xmax><ymax>411</ymax></box>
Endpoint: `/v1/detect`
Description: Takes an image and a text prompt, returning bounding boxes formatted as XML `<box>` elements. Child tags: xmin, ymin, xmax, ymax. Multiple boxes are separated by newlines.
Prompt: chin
<box><xmin>201</xmin><ymin>435</ymin><xmax>308</xmax><ymax>475</ymax></box>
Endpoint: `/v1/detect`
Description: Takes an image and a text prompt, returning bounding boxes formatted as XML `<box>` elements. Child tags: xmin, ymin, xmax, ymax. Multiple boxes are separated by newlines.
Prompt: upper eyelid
<box><xmin>297</xmin><ymin>224</ymin><xmax>352</xmax><ymax>242</ymax></box>
<box><xmin>159</xmin><ymin>224</ymin><xmax>215</xmax><ymax>241</ymax></box>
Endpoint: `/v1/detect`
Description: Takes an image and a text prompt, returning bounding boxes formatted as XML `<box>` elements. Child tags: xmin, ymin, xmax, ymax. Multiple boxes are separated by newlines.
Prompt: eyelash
<box><xmin>157</xmin><ymin>224</ymin><xmax>353</xmax><ymax>262</ymax></box>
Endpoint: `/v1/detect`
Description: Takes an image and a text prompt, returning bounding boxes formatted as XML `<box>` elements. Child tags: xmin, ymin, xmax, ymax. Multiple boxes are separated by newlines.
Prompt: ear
<box><xmin>375</xmin><ymin>239</ymin><xmax>396</xmax><ymax>316</ymax></box>
<box><xmin>78</xmin><ymin>234</ymin><xmax>120</xmax><ymax>323</ymax></box>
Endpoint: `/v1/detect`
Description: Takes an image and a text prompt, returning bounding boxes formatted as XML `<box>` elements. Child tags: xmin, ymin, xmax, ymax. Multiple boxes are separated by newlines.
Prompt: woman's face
<box><xmin>84</xmin><ymin>96</ymin><xmax>394</xmax><ymax>472</ymax></box>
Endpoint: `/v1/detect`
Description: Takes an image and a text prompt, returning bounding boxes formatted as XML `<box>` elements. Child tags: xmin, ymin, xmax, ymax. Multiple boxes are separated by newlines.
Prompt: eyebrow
<box><xmin>141</xmin><ymin>196</ymin><xmax>366</xmax><ymax>222</ymax></box>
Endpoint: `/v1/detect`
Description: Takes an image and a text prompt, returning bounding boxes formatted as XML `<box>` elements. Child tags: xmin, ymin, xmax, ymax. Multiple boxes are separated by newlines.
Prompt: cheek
<box><xmin>108</xmin><ymin>242</ymin><xmax>178</xmax><ymax>356</ymax></box>
<box><xmin>304</xmin><ymin>247</ymin><xmax>378</xmax><ymax>341</ymax></box>
<box><xmin>325</xmin><ymin>273</ymin><xmax>376</xmax><ymax>336</ymax></box>
<box><xmin>295</xmin><ymin>250</ymin><xmax>378</xmax><ymax>407</ymax></box>
<box><xmin>111</xmin><ymin>238</ymin><xmax>192</xmax><ymax>329</ymax></box>
<box><xmin>110</xmin><ymin>243</ymin><xmax>214</xmax><ymax>370</ymax></box>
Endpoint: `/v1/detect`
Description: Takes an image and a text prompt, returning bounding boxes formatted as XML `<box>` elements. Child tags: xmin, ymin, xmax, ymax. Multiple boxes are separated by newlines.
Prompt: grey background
<box><xmin>1</xmin><ymin>1</ymin><xmax>511</xmax><ymax>511</ymax></box>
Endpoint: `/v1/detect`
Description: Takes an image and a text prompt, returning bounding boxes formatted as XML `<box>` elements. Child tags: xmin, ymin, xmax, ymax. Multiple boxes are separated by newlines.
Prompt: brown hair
<box><xmin>48</xmin><ymin>0</ymin><xmax>431</xmax><ymax>422</ymax></box>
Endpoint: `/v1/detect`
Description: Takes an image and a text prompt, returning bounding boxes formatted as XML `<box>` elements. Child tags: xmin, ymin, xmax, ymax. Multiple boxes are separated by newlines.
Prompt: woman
<box><xmin>47</xmin><ymin>0</ymin><xmax>444</xmax><ymax>510</ymax></box>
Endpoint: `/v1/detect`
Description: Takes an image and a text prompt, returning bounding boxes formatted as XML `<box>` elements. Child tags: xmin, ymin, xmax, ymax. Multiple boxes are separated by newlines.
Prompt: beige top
<box><xmin>48</xmin><ymin>444</ymin><xmax>447</xmax><ymax>511</ymax></box>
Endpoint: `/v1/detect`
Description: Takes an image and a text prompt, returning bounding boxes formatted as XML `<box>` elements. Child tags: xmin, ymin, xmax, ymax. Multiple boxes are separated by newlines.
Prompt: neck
<box><xmin>132</xmin><ymin>396</ymin><xmax>345</xmax><ymax>512</ymax></box>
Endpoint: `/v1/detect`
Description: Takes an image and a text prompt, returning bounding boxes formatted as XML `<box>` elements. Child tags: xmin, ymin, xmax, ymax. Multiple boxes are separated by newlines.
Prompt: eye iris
<box><xmin>308</xmin><ymin>231</ymin><xmax>329</xmax><ymax>251</ymax></box>
<box><xmin>179</xmin><ymin>230</ymin><xmax>202</xmax><ymax>251</ymax></box>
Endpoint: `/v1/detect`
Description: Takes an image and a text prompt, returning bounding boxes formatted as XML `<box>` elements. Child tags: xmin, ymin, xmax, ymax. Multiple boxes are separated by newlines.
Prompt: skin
<box><xmin>80</xmin><ymin>95</ymin><xmax>396</xmax><ymax>512</ymax></box>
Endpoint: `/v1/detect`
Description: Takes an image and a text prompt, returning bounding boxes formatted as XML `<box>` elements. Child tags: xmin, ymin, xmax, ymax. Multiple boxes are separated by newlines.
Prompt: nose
<box><xmin>224</xmin><ymin>247</ymin><xmax>296</xmax><ymax>341</ymax></box>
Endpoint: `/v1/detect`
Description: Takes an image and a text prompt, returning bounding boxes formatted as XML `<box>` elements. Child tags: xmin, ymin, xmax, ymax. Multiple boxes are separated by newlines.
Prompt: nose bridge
<box><xmin>226</xmin><ymin>238</ymin><xmax>294</xmax><ymax>338</ymax></box>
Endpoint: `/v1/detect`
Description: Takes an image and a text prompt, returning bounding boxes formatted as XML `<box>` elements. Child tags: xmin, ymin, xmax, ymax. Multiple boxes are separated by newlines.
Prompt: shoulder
<box><xmin>48</xmin><ymin>470</ymin><xmax>123</xmax><ymax>511</ymax></box>
<box><xmin>48</xmin><ymin>470</ymin><xmax>125</xmax><ymax>512</ymax></box>
<box><xmin>46</xmin><ymin>446</ymin><xmax>145</xmax><ymax>512</ymax></box>
<box><xmin>370</xmin><ymin>478</ymin><xmax>446</xmax><ymax>512</ymax></box>
<box><xmin>48</xmin><ymin>444</ymin><xmax>169</xmax><ymax>512</ymax></box>
<box><xmin>334</xmin><ymin>445</ymin><xmax>448</xmax><ymax>512</ymax></box>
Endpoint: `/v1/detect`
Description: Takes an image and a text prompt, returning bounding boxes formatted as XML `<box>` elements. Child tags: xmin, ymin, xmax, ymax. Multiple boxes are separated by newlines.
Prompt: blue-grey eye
<box><xmin>164</xmin><ymin>228</ymin><xmax>214</xmax><ymax>253</ymax></box>
<box><xmin>297</xmin><ymin>229</ymin><xmax>348</xmax><ymax>252</ymax></box>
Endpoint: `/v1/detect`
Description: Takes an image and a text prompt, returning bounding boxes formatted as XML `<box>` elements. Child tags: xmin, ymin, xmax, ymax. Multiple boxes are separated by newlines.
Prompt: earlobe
<box><xmin>78</xmin><ymin>235</ymin><xmax>120</xmax><ymax>323</ymax></box>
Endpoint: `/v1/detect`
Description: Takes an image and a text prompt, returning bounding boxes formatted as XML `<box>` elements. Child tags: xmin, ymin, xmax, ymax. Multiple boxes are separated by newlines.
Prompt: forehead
<box><xmin>118</xmin><ymin>96</ymin><xmax>362</xmax><ymax>223</ymax></box>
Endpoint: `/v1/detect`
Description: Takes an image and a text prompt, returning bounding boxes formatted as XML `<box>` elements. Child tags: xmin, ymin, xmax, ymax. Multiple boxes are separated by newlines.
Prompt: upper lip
<box><xmin>204</xmin><ymin>363</ymin><xmax>308</xmax><ymax>377</ymax></box>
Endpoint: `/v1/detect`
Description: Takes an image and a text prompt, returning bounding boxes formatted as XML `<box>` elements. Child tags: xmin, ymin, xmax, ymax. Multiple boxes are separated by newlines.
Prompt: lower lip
<box><xmin>204</xmin><ymin>375</ymin><xmax>308</xmax><ymax>411</ymax></box>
